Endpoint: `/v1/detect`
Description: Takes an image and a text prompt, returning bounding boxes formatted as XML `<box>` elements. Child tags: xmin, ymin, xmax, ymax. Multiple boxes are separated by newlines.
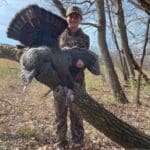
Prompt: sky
<box><xmin>0</xmin><ymin>0</ymin><xmax>49</xmax><ymax>45</ymax></box>
<box><xmin>0</xmin><ymin>0</ymin><xmax>148</xmax><ymax>55</ymax></box>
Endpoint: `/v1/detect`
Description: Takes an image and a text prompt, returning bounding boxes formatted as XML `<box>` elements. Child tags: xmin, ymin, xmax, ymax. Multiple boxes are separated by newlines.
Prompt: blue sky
<box><xmin>0</xmin><ymin>0</ymin><xmax>48</xmax><ymax>45</ymax></box>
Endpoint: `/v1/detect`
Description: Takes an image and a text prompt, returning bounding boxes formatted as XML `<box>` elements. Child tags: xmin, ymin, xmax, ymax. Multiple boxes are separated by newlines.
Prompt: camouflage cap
<box><xmin>66</xmin><ymin>6</ymin><xmax>82</xmax><ymax>17</ymax></box>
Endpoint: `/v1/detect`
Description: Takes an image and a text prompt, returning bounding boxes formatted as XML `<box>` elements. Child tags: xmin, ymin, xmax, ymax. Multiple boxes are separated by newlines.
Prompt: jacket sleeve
<box><xmin>83</xmin><ymin>34</ymin><xmax>90</xmax><ymax>49</ymax></box>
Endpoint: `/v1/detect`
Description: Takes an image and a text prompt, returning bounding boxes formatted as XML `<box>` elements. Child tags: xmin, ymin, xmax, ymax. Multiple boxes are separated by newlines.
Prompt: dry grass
<box><xmin>0</xmin><ymin>59</ymin><xmax>150</xmax><ymax>149</ymax></box>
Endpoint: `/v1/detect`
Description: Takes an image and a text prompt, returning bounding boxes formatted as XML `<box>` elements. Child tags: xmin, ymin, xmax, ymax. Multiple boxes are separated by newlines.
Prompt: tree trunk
<box><xmin>116</xmin><ymin>0</ymin><xmax>135</xmax><ymax>78</ymax></box>
<box><xmin>106</xmin><ymin>0</ymin><xmax>129</xmax><ymax>81</ymax></box>
<box><xmin>116</xmin><ymin>0</ymin><xmax>149</xmax><ymax>82</ymax></box>
<box><xmin>96</xmin><ymin>0</ymin><xmax>128</xmax><ymax>103</ymax></box>
<box><xmin>136</xmin><ymin>18</ymin><xmax>150</xmax><ymax>105</ymax></box>
<box><xmin>73</xmin><ymin>87</ymin><xmax>150</xmax><ymax>148</ymax></box>
<box><xmin>122</xmin><ymin>52</ymin><xmax>130</xmax><ymax>81</ymax></box>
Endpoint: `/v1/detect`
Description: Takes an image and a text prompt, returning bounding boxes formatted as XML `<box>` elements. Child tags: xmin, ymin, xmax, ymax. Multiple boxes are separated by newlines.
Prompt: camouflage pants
<box><xmin>53</xmin><ymin>82</ymin><xmax>85</xmax><ymax>147</ymax></box>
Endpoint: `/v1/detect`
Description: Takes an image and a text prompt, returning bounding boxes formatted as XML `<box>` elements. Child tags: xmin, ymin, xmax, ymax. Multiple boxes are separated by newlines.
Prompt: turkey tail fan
<box><xmin>7</xmin><ymin>4</ymin><xmax>68</xmax><ymax>47</ymax></box>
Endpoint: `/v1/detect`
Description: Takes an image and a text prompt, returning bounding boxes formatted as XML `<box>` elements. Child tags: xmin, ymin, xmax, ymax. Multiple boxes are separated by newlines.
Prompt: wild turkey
<box><xmin>20</xmin><ymin>46</ymin><xmax>100</xmax><ymax>90</ymax></box>
<box><xmin>7</xmin><ymin>4</ymin><xmax>68</xmax><ymax>48</ymax></box>
<box><xmin>7</xmin><ymin>4</ymin><xmax>100</xmax><ymax>98</ymax></box>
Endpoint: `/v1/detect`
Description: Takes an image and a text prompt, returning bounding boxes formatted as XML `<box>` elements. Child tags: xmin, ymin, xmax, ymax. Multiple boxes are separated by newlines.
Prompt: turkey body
<box><xmin>20</xmin><ymin>46</ymin><xmax>100</xmax><ymax>90</ymax></box>
<box><xmin>20</xmin><ymin>46</ymin><xmax>72</xmax><ymax>90</ymax></box>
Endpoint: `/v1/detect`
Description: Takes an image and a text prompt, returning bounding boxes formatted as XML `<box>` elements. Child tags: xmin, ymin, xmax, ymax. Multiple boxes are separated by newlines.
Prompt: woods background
<box><xmin>0</xmin><ymin>0</ymin><xmax>150</xmax><ymax>149</ymax></box>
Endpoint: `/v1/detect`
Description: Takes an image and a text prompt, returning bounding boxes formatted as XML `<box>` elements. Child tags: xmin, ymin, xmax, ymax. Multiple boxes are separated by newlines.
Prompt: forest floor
<box><xmin>0</xmin><ymin>59</ymin><xmax>150</xmax><ymax>150</ymax></box>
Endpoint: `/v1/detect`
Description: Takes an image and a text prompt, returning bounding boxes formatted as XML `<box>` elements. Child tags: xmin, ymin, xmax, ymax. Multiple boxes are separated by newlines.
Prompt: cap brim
<box><xmin>66</xmin><ymin>11</ymin><xmax>82</xmax><ymax>17</ymax></box>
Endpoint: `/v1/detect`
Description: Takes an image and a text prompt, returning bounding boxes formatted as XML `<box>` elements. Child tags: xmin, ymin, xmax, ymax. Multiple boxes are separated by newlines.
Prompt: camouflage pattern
<box><xmin>59</xmin><ymin>28</ymin><xmax>89</xmax><ymax>50</ymax></box>
<box><xmin>53</xmin><ymin>85</ymin><xmax>84</xmax><ymax>148</ymax></box>
<box><xmin>66</xmin><ymin>6</ymin><xmax>82</xmax><ymax>17</ymax></box>
<box><xmin>53</xmin><ymin>28</ymin><xmax>89</xmax><ymax>149</ymax></box>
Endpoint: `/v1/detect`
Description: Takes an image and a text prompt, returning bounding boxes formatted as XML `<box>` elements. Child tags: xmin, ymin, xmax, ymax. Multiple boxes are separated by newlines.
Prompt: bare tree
<box><xmin>113</xmin><ymin>0</ymin><xmax>149</xmax><ymax>82</ymax></box>
<box><xmin>114</xmin><ymin>0</ymin><xmax>135</xmax><ymax>79</ymax></box>
<box><xmin>136</xmin><ymin>18</ymin><xmax>150</xmax><ymax>105</ymax></box>
<box><xmin>106</xmin><ymin>0</ymin><xmax>130</xmax><ymax>81</ymax></box>
<box><xmin>129</xmin><ymin>0</ymin><xmax>150</xmax><ymax>15</ymax></box>
<box><xmin>96</xmin><ymin>0</ymin><xmax>128</xmax><ymax>103</ymax></box>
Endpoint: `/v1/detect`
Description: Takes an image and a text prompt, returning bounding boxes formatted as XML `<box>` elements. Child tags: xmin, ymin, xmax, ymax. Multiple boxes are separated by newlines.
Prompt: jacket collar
<box><xmin>67</xmin><ymin>28</ymin><xmax>83</xmax><ymax>36</ymax></box>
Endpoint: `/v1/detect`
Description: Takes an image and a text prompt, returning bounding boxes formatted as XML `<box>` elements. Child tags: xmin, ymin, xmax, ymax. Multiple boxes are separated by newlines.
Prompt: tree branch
<box><xmin>70</xmin><ymin>0</ymin><xmax>95</xmax><ymax>5</ymax></box>
<box><xmin>81</xmin><ymin>22</ymin><xmax>99</xmax><ymax>28</ymax></box>
<box><xmin>52</xmin><ymin>0</ymin><xmax>66</xmax><ymax>17</ymax></box>
<box><xmin>73</xmin><ymin>86</ymin><xmax>150</xmax><ymax>148</ymax></box>
<box><xmin>128</xmin><ymin>0</ymin><xmax>150</xmax><ymax>14</ymax></box>
<box><xmin>106</xmin><ymin>0</ymin><xmax>130</xmax><ymax>81</ymax></box>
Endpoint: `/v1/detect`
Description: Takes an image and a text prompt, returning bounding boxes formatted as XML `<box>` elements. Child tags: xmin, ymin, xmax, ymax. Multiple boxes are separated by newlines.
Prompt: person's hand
<box><xmin>75</xmin><ymin>59</ymin><xmax>84</xmax><ymax>68</ymax></box>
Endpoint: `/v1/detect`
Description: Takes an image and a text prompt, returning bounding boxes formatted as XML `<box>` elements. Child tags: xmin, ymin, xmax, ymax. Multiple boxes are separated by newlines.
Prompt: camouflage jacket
<box><xmin>59</xmin><ymin>28</ymin><xmax>90</xmax><ymax>83</ymax></box>
<box><xmin>59</xmin><ymin>28</ymin><xmax>89</xmax><ymax>50</ymax></box>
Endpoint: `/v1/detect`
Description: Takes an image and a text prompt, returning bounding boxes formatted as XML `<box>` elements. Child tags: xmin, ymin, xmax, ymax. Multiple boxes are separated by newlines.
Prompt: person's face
<box><xmin>67</xmin><ymin>13</ymin><xmax>82</xmax><ymax>29</ymax></box>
